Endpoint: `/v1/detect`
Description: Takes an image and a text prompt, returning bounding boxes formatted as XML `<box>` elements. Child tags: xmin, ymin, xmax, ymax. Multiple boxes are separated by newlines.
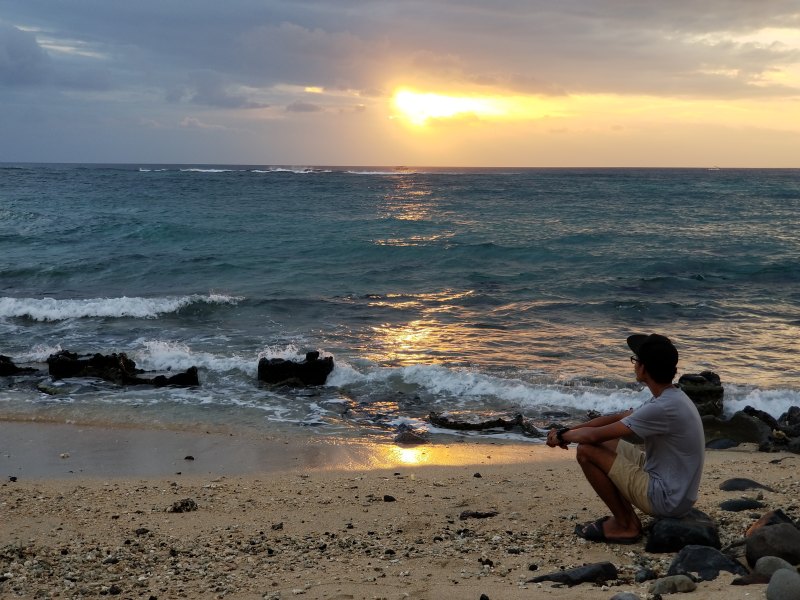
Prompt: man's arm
<box><xmin>547</xmin><ymin>409</ymin><xmax>634</xmax><ymax>448</ymax></box>
<box><xmin>561</xmin><ymin>420</ymin><xmax>633</xmax><ymax>445</ymax></box>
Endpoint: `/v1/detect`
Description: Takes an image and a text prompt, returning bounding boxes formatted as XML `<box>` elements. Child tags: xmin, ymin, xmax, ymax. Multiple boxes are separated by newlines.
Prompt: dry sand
<box><xmin>2</xmin><ymin>421</ymin><xmax>799</xmax><ymax>599</ymax></box>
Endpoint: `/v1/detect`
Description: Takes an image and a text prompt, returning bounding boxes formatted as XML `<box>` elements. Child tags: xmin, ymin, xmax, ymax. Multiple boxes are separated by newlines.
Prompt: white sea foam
<box><xmin>251</xmin><ymin>167</ymin><xmax>331</xmax><ymax>174</ymax></box>
<box><xmin>346</xmin><ymin>170</ymin><xmax>418</xmax><ymax>175</ymax></box>
<box><xmin>329</xmin><ymin>362</ymin><xmax>797</xmax><ymax>419</ymax></box>
<box><xmin>0</xmin><ymin>294</ymin><xmax>243</xmax><ymax>321</ymax></box>
<box><xmin>134</xmin><ymin>340</ymin><xmax>256</xmax><ymax>376</ymax></box>
<box><xmin>179</xmin><ymin>168</ymin><xmax>238</xmax><ymax>173</ymax></box>
<box><xmin>721</xmin><ymin>385</ymin><xmax>800</xmax><ymax>419</ymax></box>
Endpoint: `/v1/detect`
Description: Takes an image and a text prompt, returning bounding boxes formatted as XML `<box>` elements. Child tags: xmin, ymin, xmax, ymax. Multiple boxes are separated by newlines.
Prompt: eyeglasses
<box><xmin>630</xmin><ymin>355</ymin><xmax>640</xmax><ymax>364</ymax></box>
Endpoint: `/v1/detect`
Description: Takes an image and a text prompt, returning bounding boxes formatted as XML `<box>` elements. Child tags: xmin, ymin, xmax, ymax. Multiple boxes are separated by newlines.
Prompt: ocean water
<box><xmin>1</xmin><ymin>164</ymin><xmax>799</xmax><ymax>443</ymax></box>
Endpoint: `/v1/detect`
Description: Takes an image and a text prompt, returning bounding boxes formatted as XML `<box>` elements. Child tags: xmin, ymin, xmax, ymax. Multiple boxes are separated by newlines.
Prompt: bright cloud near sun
<box><xmin>392</xmin><ymin>88</ymin><xmax>564</xmax><ymax>126</ymax></box>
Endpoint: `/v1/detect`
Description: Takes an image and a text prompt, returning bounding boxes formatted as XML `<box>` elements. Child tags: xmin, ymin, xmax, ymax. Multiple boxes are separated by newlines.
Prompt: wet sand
<box><xmin>2</xmin><ymin>421</ymin><xmax>798</xmax><ymax>599</ymax></box>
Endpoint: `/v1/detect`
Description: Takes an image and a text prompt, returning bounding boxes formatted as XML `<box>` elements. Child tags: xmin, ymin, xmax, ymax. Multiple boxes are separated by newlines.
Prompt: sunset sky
<box><xmin>2</xmin><ymin>1</ymin><xmax>799</xmax><ymax>167</ymax></box>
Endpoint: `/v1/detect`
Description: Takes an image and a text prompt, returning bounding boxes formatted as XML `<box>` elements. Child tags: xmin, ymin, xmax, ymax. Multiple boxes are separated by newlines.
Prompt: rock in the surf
<box><xmin>257</xmin><ymin>351</ymin><xmax>333</xmax><ymax>386</ymax></box>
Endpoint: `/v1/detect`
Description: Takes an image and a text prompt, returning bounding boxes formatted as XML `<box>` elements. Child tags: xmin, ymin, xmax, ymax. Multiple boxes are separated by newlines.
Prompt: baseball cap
<box><xmin>627</xmin><ymin>333</ymin><xmax>679</xmax><ymax>372</ymax></box>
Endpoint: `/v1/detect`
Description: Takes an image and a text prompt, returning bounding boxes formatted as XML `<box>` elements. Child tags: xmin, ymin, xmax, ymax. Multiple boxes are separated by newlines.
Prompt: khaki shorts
<box><xmin>608</xmin><ymin>440</ymin><xmax>653</xmax><ymax>514</ymax></box>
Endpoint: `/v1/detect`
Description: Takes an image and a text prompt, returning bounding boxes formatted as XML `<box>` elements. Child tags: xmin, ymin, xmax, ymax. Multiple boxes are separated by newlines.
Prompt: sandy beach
<box><xmin>1</xmin><ymin>422</ymin><xmax>798</xmax><ymax>599</ymax></box>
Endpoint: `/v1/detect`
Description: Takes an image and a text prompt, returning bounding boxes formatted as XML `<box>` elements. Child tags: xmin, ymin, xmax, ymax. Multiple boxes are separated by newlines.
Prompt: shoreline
<box><xmin>0</xmin><ymin>420</ymin><xmax>551</xmax><ymax>480</ymax></box>
<box><xmin>2</xmin><ymin>420</ymin><xmax>798</xmax><ymax>599</ymax></box>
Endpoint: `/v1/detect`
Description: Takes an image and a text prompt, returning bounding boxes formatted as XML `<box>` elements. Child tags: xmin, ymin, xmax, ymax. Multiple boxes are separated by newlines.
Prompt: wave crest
<box><xmin>0</xmin><ymin>293</ymin><xmax>243</xmax><ymax>321</ymax></box>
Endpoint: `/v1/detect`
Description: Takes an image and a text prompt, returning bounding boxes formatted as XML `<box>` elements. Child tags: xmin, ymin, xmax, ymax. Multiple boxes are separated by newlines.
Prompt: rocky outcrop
<box><xmin>427</xmin><ymin>412</ymin><xmax>540</xmax><ymax>436</ymax></box>
<box><xmin>257</xmin><ymin>351</ymin><xmax>333</xmax><ymax>386</ymax></box>
<box><xmin>679</xmin><ymin>371</ymin><xmax>724</xmax><ymax>416</ymax></box>
<box><xmin>46</xmin><ymin>350</ymin><xmax>199</xmax><ymax>387</ymax></box>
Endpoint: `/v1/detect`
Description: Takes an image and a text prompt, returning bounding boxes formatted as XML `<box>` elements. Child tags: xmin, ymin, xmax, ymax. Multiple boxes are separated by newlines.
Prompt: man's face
<box><xmin>633</xmin><ymin>357</ymin><xmax>645</xmax><ymax>382</ymax></box>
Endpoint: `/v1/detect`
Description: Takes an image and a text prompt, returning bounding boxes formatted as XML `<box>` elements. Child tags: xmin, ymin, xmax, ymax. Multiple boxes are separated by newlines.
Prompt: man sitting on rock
<box><xmin>547</xmin><ymin>334</ymin><xmax>705</xmax><ymax>543</ymax></box>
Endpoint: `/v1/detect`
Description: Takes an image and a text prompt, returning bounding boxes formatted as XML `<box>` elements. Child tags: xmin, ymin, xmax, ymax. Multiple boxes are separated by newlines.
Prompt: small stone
<box><xmin>383</xmin><ymin>495</ymin><xmax>396</xmax><ymax>502</ymax></box>
<box><xmin>167</xmin><ymin>498</ymin><xmax>198</xmax><ymax>513</ymax></box>
<box><xmin>635</xmin><ymin>567</ymin><xmax>658</xmax><ymax>583</ymax></box>
<box><xmin>610</xmin><ymin>593</ymin><xmax>641</xmax><ymax>600</ymax></box>
<box><xmin>474</xmin><ymin>473</ymin><xmax>482</xmax><ymax>478</ymax></box>
<box><xmin>719</xmin><ymin>478</ymin><xmax>775</xmax><ymax>492</ymax></box>
<box><xmin>649</xmin><ymin>575</ymin><xmax>697</xmax><ymax>594</ymax></box>
<box><xmin>184</xmin><ymin>455</ymin><xmax>195</xmax><ymax>461</ymax></box>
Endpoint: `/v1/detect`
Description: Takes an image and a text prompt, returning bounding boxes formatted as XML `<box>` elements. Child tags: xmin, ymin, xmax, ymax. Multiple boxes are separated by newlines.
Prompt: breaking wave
<box><xmin>0</xmin><ymin>293</ymin><xmax>243</xmax><ymax>321</ymax></box>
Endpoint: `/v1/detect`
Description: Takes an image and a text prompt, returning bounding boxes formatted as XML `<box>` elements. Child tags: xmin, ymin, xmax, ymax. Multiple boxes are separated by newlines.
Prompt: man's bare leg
<box><xmin>575</xmin><ymin>440</ymin><xmax>642</xmax><ymax>538</ymax></box>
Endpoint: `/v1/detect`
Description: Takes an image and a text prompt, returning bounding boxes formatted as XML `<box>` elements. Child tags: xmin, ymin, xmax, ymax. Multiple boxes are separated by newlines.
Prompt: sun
<box><xmin>393</xmin><ymin>89</ymin><xmax>505</xmax><ymax>126</ymax></box>
<box><xmin>392</xmin><ymin>88</ymin><xmax>562</xmax><ymax>127</ymax></box>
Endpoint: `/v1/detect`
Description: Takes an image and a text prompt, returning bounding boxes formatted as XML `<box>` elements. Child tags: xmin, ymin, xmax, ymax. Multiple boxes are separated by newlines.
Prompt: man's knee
<box><xmin>575</xmin><ymin>441</ymin><xmax>616</xmax><ymax>472</ymax></box>
<box><xmin>575</xmin><ymin>442</ymin><xmax>597</xmax><ymax>464</ymax></box>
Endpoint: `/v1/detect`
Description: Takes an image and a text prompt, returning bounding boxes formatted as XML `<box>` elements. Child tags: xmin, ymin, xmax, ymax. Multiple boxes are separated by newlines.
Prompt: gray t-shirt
<box><xmin>621</xmin><ymin>386</ymin><xmax>705</xmax><ymax>517</ymax></box>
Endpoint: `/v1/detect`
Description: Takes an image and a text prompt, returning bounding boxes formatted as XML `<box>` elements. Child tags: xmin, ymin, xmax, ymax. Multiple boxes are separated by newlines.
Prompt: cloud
<box><xmin>2</xmin><ymin>1</ymin><xmax>800</xmax><ymax>164</ymax></box>
<box><xmin>179</xmin><ymin>116</ymin><xmax>225</xmax><ymax>129</ymax></box>
<box><xmin>285</xmin><ymin>100</ymin><xmax>324</xmax><ymax>113</ymax></box>
<box><xmin>0</xmin><ymin>24</ymin><xmax>51</xmax><ymax>85</ymax></box>
<box><xmin>186</xmin><ymin>71</ymin><xmax>269</xmax><ymax>109</ymax></box>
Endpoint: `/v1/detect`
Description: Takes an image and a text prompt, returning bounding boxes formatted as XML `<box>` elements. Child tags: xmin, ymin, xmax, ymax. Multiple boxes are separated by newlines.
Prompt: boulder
<box><xmin>747</xmin><ymin>510</ymin><xmax>797</xmax><ymax>537</ymax></box>
<box><xmin>257</xmin><ymin>351</ymin><xmax>333</xmax><ymax>386</ymax></box>
<box><xmin>755</xmin><ymin>556</ymin><xmax>796</xmax><ymax>579</ymax></box>
<box><xmin>778</xmin><ymin>406</ymin><xmax>800</xmax><ymax>437</ymax></box>
<box><xmin>746</xmin><ymin>523</ymin><xmax>800</xmax><ymax>567</ymax></box>
<box><xmin>667</xmin><ymin>545</ymin><xmax>749</xmax><ymax>580</ymax></box>
<box><xmin>702</xmin><ymin>412</ymin><xmax>772</xmax><ymax>447</ymax></box>
<box><xmin>678</xmin><ymin>371</ymin><xmax>723</xmax><ymax>416</ymax></box>
<box><xmin>645</xmin><ymin>508</ymin><xmax>720</xmax><ymax>553</ymax></box>
<box><xmin>766</xmin><ymin>568</ymin><xmax>800</xmax><ymax>600</ymax></box>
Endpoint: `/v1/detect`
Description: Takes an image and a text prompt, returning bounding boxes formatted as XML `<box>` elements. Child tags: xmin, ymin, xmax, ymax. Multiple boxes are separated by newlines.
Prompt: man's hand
<box><xmin>546</xmin><ymin>428</ymin><xmax>569</xmax><ymax>449</ymax></box>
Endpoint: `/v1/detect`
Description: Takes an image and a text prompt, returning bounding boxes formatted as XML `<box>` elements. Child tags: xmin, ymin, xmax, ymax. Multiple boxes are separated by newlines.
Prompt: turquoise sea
<box><xmin>1</xmin><ymin>164</ymin><xmax>799</xmax><ymax>442</ymax></box>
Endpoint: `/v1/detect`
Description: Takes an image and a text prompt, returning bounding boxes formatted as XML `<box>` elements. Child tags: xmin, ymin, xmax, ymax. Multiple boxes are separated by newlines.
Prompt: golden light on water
<box><xmin>392</xmin><ymin>88</ymin><xmax>563</xmax><ymax>126</ymax></box>
<box><xmin>319</xmin><ymin>440</ymin><xmax>574</xmax><ymax>471</ymax></box>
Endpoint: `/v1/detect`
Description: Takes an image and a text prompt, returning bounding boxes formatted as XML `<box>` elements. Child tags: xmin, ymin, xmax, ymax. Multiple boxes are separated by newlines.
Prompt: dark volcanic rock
<box><xmin>720</xmin><ymin>498</ymin><xmax>766</xmax><ymax>512</ymax></box>
<box><xmin>745</xmin><ymin>523</ymin><xmax>800</xmax><ymax>567</ymax></box>
<box><xmin>645</xmin><ymin>508</ymin><xmax>721</xmax><ymax>553</ymax></box>
<box><xmin>702</xmin><ymin>412</ymin><xmax>773</xmax><ymax>447</ymax></box>
<box><xmin>428</xmin><ymin>412</ymin><xmax>538</xmax><ymax>435</ymax></box>
<box><xmin>0</xmin><ymin>355</ymin><xmax>37</xmax><ymax>376</ymax></box>
<box><xmin>167</xmin><ymin>498</ymin><xmax>198</xmax><ymax>513</ymax></box>
<box><xmin>257</xmin><ymin>351</ymin><xmax>333</xmax><ymax>386</ymax></box>
<box><xmin>393</xmin><ymin>423</ymin><xmax>428</xmax><ymax>445</ymax></box>
<box><xmin>46</xmin><ymin>350</ymin><xmax>198</xmax><ymax>387</ymax></box>
<box><xmin>706</xmin><ymin>438</ymin><xmax>740</xmax><ymax>449</ymax></box>
<box><xmin>779</xmin><ymin>406</ymin><xmax>800</xmax><ymax>437</ymax></box>
<box><xmin>667</xmin><ymin>545</ymin><xmax>749</xmax><ymax>580</ymax></box>
<box><xmin>678</xmin><ymin>371</ymin><xmax>723</xmax><ymax>416</ymax></box>
<box><xmin>747</xmin><ymin>510</ymin><xmax>797</xmax><ymax>537</ymax></box>
<box><xmin>459</xmin><ymin>510</ymin><xmax>499</xmax><ymax>520</ymax></box>
<box><xmin>719</xmin><ymin>478</ymin><xmax>776</xmax><ymax>492</ymax></box>
<box><xmin>528</xmin><ymin>561</ymin><xmax>618</xmax><ymax>586</ymax></box>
